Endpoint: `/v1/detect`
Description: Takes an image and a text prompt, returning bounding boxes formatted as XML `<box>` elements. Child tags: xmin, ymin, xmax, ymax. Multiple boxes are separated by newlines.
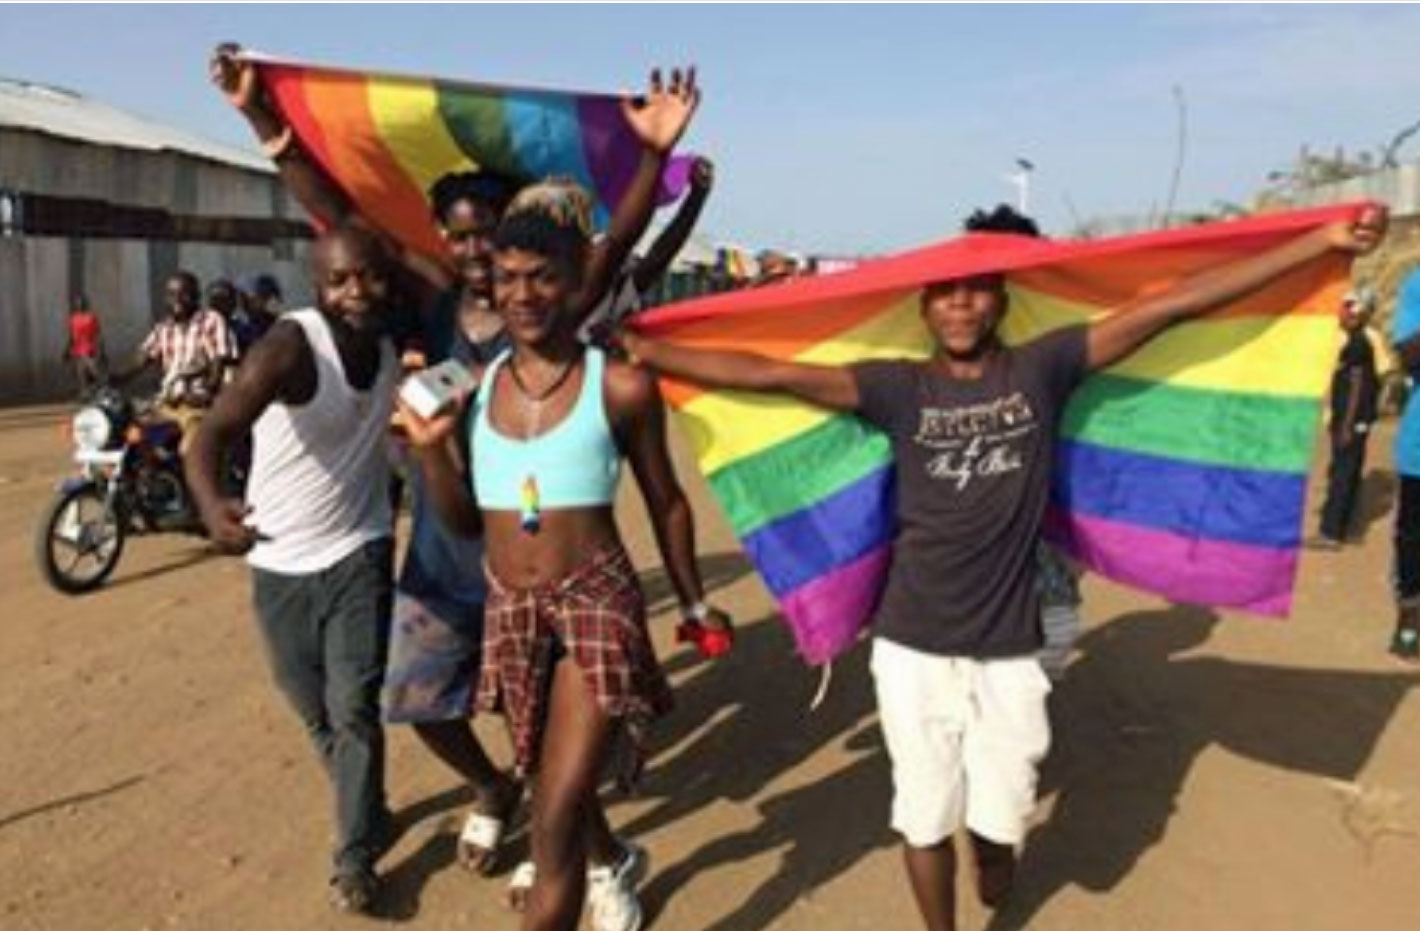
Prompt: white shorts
<box><xmin>871</xmin><ymin>637</ymin><xmax>1052</xmax><ymax>848</ymax></box>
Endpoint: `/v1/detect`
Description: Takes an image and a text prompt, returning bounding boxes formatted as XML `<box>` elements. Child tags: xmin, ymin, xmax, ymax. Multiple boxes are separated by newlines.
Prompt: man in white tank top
<box><xmin>186</xmin><ymin>227</ymin><xmax>399</xmax><ymax>914</ymax></box>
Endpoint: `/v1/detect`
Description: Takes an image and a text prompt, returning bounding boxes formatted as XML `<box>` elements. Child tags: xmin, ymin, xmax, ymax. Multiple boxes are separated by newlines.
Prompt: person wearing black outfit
<box><xmin>1313</xmin><ymin>289</ymin><xmax>1380</xmax><ymax>548</ymax></box>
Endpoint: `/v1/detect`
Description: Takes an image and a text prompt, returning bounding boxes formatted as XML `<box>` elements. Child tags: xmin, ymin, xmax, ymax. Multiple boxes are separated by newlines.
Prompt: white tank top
<box><xmin>246</xmin><ymin>309</ymin><xmax>396</xmax><ymax>574</ymax></box>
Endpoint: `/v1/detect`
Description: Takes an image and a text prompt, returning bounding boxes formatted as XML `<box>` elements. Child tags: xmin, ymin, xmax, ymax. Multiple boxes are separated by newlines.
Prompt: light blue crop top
<box><xmin>470</xmin><ymin>347</ymin><xmax>622</xmax><ymax>509</ymax></box>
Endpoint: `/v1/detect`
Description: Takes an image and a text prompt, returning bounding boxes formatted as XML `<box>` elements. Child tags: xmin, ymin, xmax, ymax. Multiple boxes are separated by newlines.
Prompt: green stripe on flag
<box><xmin>1062</xmin><ymin>374</ymin><xmax>1321</xmax><ymax>474</ymax></box>
<box><xmin>706</xmin><ymin>415</ymin><xmax>893</xmax><ymax>536</ymax></box>
<box><xmin>435</xmin><ymin>84</ymin><xmax>520</xmax><ymax>176</ymax></box>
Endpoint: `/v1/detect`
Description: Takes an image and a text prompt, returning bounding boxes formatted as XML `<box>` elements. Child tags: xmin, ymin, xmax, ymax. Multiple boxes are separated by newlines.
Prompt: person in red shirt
<box><xmin>63</xmin><ymin>293</ymin><xmax>106</xmax><ymax>399</ymax></box>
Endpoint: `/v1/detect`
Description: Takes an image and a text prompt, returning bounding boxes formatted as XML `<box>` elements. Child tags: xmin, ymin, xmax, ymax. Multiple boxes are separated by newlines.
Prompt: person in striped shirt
<box><xmin>115</xmin><ymin>271</ymin><xmax>237</xmax><ymax>453</ymax></box>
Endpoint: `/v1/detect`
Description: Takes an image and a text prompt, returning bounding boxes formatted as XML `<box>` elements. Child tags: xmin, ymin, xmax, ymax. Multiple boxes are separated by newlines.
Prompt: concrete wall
<box><xmin>1074</xmin><ymin>159</ymin><xmax>1420</xmax><ymax>240</ymax></box>
<box><xmin>1286</xmin><ymin>161</ymin><xmax>1420</xmax><ymax>217</ymax></box>
<box><xmin>0</xmin><ymin>128</ymin><xmax>314</xmax><ymax>402</ymax></box>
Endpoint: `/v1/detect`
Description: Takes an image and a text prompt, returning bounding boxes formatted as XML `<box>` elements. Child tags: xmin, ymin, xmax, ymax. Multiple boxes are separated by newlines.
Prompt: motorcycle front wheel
<box><xmin>34</xmin><ymin>483</ymin><xmax>126</xmax><ymax>594</ymax></box>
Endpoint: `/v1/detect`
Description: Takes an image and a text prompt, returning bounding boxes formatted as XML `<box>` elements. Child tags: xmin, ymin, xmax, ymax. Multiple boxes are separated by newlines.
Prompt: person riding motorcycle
<box><xmin>112</xmin><ymin>271</ymin><xmax>238</xmax><ymax>453</ymax></box>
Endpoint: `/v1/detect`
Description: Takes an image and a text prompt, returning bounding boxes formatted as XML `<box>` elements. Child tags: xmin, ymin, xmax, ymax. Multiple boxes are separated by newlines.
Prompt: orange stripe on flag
<box><xmin>264</xmin><ymin>65</ymin><xmax>339</xmax><ymax>182</ymax></box>
<box><xmin>1014</xmin><ymin>249</ymin><xmax>1349</xmax><ymax>318</ymax></box>
<box><xmin>299</xmin><ymin>73</ymin><xmax>444</xmax><ymax>259</ymax></box>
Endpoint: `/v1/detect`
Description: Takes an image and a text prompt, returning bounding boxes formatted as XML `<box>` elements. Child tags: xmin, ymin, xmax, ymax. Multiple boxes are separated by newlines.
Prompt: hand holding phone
<box><xmin>399</xmin><ymin>359</ymin><xmax>477</xmax><ymax>420</ymax></box>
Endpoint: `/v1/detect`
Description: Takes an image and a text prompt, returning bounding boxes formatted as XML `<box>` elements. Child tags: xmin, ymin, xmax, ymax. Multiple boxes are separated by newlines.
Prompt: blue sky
<box><xmin>2</xmin><ymin>3</ymin><xmax>1418</xmax><ymax>253</ymax></box>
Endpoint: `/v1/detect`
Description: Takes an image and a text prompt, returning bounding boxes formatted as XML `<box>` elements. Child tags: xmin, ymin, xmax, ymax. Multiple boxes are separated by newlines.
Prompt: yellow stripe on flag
<box><xmin>367</xmin><ymin>78</ymin><xmax>477</xmax><ymax>192</ymax></box>
<box><xmin>678</xmin><ymin>295</ymin><xmax>930</xmax><ymax>472</ymax></box>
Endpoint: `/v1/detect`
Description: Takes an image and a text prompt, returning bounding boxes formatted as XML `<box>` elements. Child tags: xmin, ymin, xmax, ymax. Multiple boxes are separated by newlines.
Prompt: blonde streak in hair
<box><xmin>507</xmin><ymin>179</ymin><xmax>593</xmax><ymax>238</ymax></box>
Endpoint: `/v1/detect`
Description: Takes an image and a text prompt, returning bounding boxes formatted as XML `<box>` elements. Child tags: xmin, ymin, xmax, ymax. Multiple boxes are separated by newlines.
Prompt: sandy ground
<box><xmin>1</xmin><ymin>403</ymin><xmax>1417</xmax><ymax>931</ymax></box>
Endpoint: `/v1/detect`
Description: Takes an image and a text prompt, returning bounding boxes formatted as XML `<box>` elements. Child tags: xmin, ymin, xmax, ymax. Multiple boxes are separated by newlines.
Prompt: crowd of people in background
<box><xmin>63</xmin><ymin>272</ymin><xmax>285</xmax><ymax>404</ymax></box>
<box><xmin>36</xmin><ymin>42</ymin><xmax>1415</xmax><ymax>931</ymax></box>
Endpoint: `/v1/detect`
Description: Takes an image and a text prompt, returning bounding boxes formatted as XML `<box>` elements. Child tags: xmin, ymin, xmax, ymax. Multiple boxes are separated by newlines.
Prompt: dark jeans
<box><xmin>1319</xmin><ymin>431</ymin><xmax>1370</xmax><ymax>540</ymax></box>
<box><xmin>72</xmin><ymin>355</ymin><xmax>105</xmax><ymax>399</ymax></box>
<box><xmin>252</xmin><ymin>538</ymin><xmax>394</xmax><ymax>877</ymax></box>
<box><xmin>1396</xmin><ymin>477</ymin><xmax>1420</xmax><ymax>602</ymax></box>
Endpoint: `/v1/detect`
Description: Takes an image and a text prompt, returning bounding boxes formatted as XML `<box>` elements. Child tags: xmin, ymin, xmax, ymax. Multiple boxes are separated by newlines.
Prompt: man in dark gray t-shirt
<box><xmin>623</xmin><ymin>204</ymin><xmax>1385</xmax><ymax>931</ymax></box>
<box><xmin>854</xmin><ymin>324</ymin><xmax>1086</xmax><ymax>656</ymax></box>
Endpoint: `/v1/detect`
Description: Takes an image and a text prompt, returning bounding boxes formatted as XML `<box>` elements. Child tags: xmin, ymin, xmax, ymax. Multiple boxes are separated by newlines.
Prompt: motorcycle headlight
<box><xmin>72</xmin><ymin>406</ymin><xmax>112</xmax><ymax>451</ymax></box>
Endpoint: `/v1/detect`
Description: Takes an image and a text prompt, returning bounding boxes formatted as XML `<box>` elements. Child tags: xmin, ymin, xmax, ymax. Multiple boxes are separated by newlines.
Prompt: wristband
<box><xmin>676</xmin><ymin>617</ymin><xmax>733</xmax><ymax>659</ymax></box>
<box><xmin>675</xmin><ymin>603</ymin><xmax>733</xmax><ymax>659</ymax></box>
<box><xmin>261</xmin><ymin>126</ymin><xmax>296</xmax><ymax>161</ymax></box>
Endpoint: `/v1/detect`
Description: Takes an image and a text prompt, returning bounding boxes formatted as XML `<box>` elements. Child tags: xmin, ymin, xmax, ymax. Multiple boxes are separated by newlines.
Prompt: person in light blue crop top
<box><xmin>470</xmin><ymin>345</ymin><xmax>623</xmax><ymax>512</ymax></box>
<box><xmin>401</xmin><ymin>165</ymin><xmax>734</xmax><ymax>931</ymax></box>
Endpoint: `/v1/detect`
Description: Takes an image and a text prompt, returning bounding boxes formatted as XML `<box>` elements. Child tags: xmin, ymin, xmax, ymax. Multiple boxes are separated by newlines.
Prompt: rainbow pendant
<box><xmin>520</xmin><ymin>474</ymin><xmax>542</xmax><ymax>533</ymax></box>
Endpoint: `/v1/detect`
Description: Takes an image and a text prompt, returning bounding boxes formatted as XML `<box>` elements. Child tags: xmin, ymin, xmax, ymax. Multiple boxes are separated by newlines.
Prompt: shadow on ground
<box><xmin>1351</xmin><ymin>466</ymin><xmax>1398</xmax><ymax>542</ymax></box>
<box><xmin>986</xmin><ymin>604</ymin><xmax>1416</xmax><ymax>930</ymax></box>
<box><xmin>623</xmin><ymin>604</ymin><xmax>889</xmax><ymax>930</ymax></box>
<box><xmin>350</xmin><ymin>594</ymin><xmax>1420</xmax><ymax>928</ymax></box>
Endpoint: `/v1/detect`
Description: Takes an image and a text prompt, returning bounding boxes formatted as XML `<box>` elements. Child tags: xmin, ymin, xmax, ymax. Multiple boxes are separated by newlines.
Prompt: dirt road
<box><xmin>1</xmin><ymin>404</ymin><xmax>1415</xmax><ymax>931</ymax></box>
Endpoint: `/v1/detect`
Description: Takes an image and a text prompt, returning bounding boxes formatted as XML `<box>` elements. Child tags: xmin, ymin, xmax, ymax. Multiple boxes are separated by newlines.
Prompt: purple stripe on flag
<box><xmin>575</xmin><ymin>95</ymin><xmax>692</xmax><ymax>225</ymax></box>
<box><xmin>780</xmin><ymin>544</ymin><xmax>892</xmax><ymax>664</ymax></box>
<box><xmin>1044</xmin><ymin>507</ymin><xmax>1296</xmax><ymax>616</ymax></box>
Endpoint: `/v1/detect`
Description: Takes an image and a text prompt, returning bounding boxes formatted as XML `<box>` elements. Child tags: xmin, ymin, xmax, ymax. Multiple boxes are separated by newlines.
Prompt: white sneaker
<box><xmin>586</xmin><ymin>841</ymin><xmax>648</xmax><ymax>931</ymax></box>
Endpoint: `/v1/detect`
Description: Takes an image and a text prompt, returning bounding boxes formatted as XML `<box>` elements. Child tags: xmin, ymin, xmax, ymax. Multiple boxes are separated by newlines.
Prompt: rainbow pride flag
<box><xmin>247</xmin><ymin>53</ymin><xmax>693</xmax><ymax>261</ymax></box>
<box><xmin>635</xmin><ymin>206</ymin><xmax>1363</xmax><ymax>664</ymax></box>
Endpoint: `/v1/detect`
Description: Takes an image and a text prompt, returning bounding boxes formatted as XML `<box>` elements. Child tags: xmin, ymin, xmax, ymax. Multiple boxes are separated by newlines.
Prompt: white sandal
<box><xmin>506</xmin><ymin>859</ymin><xmax>537</xmax><ymax>911</ymax></box>
<box><xmin>458</xmin><ymin>811</ymin><xmax>506</xmax><ymax>873</ymax></box>
<box><xmin>504</xmin><ymin>840</ymin><xmax>647</xmax><ymax>915</ymax></box>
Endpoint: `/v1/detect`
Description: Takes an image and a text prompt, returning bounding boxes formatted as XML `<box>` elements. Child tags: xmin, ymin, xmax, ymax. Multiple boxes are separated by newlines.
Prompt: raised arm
<box><xmin>210</xmin><ymin>44</ymin><xmax>449</xmax><ymax>302</ymax></box>
<box><xmin>1086</xmin><ymin>206</ymin><xmax>1388</xmax><ymax>371</ymax></box>
<box><xmin>211</xmin><ymin>44</ymin><xmax>351</xmax><ymax>228</ymax></box>
<box><xmin>621</xmin><ymin>330</ymin><xmax>860</xmax><ymax>412</ymax></box>
<box><xmin>186</xmin><ymin>321</ymin><xmax>306</xmax><ymax>552</ymax></box>
<box><xmin>575</xmin><ymin>67</ymin><xmax>701</xmax><ymax>319</ymax></box>
<box><xmin>632</xmin><ymin>157</ymin><xmax>714</xmax><ymax>294</ymax></box>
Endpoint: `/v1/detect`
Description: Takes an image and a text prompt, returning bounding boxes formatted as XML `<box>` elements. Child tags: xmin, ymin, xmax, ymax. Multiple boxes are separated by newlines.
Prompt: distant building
<box><xmin>0</xmin><ymin>77</ymin><xmax>312</xmax><ymax>401</ymax></box>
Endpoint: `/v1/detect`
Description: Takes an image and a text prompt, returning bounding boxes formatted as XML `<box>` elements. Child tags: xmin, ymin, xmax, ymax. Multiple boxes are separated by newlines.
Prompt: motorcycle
<box><xmin>34</xmin><ymin>388</ymin><xmax>229</xmax><ymax>594</ymax></box>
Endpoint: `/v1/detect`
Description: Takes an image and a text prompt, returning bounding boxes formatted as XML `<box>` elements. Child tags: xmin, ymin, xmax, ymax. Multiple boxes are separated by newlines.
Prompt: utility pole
<box><xmin>1007</xmin><ymin>157</ymin><xmax>1035</xmax><ymax>213</ymax></box>
<box><xmin>1163</xmin><ymin>84</ymin><xmax>1188</xmax><ymax>227</ymax></box>
<box><xmin>1061</xmin><ymin>191</ymin><xmax>1085</xmax><ymax>236</ymax></box>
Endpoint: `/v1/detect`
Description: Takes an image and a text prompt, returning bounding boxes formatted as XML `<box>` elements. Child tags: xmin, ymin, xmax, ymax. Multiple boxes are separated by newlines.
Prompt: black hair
<box><xmin>427</xmin><ymin>170</ymin><xmax>518</xmax><ymax>224</ymax></box>
<box><xmin>963</xmin><ymin>204</ymin><xmax>1043</xmax><ymax>238</ymax></box>
<box><xmin>492</xmin><ymin>209</ymin><xmax>588</xmax><ymax>284</ymax></box>
<box><xmin>313</xmin><ymin>223</ymin><xmax>390</xmax><ymax>268</ymax></box>
<box><xmin>205</xmin><ymin>278</ymin><xmax>237</xmax><ymax>315</ymax></box>
<box><xmin>246</xmin><ymin>273</ymin><xmax>282</xmax><ymax>300</ymax></box>
<box><xmin>169</xmin><ymin>270</ymin><xmax>200</xmax><ymax>293</ymax></box>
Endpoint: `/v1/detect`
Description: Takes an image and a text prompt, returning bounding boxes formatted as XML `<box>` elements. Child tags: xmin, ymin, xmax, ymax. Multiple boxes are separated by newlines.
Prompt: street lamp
<box><xmin>1006</xmin><ymin>158</ymin><xmax>1035</xmax><ymax>213</ymax></box>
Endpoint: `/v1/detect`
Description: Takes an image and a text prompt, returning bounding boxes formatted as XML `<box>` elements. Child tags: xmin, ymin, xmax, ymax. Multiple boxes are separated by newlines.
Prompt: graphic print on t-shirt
<box><xmin>914</xmin><ymin>392</ymin><xmax>1039</xmax><ymax>491</ymax></box>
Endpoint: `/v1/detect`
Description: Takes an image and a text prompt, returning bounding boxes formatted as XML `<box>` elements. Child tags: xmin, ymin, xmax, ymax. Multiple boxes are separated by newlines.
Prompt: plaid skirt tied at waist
<box><xmin>477</xmin><ymin>543</ymin><xmax>673</xmax><ymax>778</ymax></box>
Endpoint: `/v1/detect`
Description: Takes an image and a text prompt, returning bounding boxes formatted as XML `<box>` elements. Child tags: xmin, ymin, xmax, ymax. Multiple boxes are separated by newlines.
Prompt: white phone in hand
<box><xmin>399</xmin><ymin>359</ymin><xmax>477</xmax><ymax>420</ymax></box>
